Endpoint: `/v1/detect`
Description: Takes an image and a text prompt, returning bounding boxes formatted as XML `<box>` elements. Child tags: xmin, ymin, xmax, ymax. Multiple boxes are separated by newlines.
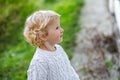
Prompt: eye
<box><xmin>56</xmin><ymin>26</ymin><xmax>59</xmax><ymax>30</ymax></box>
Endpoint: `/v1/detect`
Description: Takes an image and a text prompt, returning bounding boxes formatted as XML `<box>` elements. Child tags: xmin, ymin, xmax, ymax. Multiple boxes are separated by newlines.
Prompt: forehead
<box><xmin>46</xmin><ymin>17</ymin><xmax>60</xmax><ymax>29</ymax></box>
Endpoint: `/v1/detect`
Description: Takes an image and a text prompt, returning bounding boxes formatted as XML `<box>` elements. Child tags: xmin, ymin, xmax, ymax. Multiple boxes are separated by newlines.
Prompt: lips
<box><xmin>60</xmin><ymin>35</ymin><xmax>62</xmax><ymax>38</ymax></box>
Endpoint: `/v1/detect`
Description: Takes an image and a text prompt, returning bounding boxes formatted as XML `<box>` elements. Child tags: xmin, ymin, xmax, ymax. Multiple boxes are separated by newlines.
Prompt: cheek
<box><xmin>49</xmin><ymin>30</ymin><xmax>59</xmax><ymax>36</ymax></box>
<box><xmin>47</xmin><ymin>28</ymin><xmax>61</xmax><ymax>36</ymax></box>
<box><xmin>51</xmin><ymin>33</ymin><xmax>60</xmax><ymax>39</ymax></box>
<box><xmin>49</xmin><ymin>32</ymin><xmax>60</xmax><ymax>40</ymax></box>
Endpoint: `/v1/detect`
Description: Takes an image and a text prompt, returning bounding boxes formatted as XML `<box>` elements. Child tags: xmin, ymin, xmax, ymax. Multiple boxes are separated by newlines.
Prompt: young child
<box><xmin>23</xmin><ymin>10</ymin><xmax>80</xmax><ymax>80</ymax></box>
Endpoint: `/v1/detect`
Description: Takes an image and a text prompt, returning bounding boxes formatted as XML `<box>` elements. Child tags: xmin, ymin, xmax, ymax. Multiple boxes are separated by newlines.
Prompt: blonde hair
<box><xmin>23</xmin><ymin>10</ymin><xmax>60</xmax><ymax>46</ymax></box>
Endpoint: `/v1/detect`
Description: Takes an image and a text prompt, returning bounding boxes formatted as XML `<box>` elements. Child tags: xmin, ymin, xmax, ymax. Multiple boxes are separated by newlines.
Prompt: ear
<box><xmin>38</xmin><ymin>31</ymin><xmax>47</xmax><ymax>41</ymax></box>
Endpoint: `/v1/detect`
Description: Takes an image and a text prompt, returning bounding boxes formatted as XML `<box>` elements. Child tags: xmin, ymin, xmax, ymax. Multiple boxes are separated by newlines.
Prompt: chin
<box><xmin>58</xmin><ymin>39</ymin><xmax>63</xmax><ymax>43</ymax></box>
<box><xmin>56</xmin><ymin>38</ymin><xmax>63</xmax><ymax>43</ymax></box>
<box><xmin>56</xmin><ymin>41</ymin><xmax>61</xmax><ymax>44</ymax></box>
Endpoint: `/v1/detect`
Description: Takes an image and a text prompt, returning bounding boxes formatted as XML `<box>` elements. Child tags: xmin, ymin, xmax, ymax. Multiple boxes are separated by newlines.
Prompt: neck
<box><xmin>39</xmin><ymin>42</ymin><xmax>56</xmax><ymax>51</ymax></box>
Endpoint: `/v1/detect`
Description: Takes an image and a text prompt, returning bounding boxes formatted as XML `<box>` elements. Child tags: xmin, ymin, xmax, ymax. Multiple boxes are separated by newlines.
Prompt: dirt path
<box><xmin>71</xmin><ymin>0</ymin><xmax>119</xmax><ymax>80</ymax></box>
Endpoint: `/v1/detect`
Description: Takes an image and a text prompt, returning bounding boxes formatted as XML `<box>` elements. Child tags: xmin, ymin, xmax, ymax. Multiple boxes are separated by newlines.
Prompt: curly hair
<box><xmin>23</xmin><ymin>10</ymin><xmax>60</xmax><ymax>46</ymax></box>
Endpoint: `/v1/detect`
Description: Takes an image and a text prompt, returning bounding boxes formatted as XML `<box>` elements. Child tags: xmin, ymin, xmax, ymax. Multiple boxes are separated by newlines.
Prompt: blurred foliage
<box><xmin>105</xmin><ymin>59</ymin><xmax>113</xmax><ymax>70</ymax></box>
<box><xmin>0</xmin><ymin>0</ymin><xmax>38</xmax><ymax>52</ymax></box>
<box><xmin>119</xmin><ymin>77</ymin><xmax>120</xmax><ymax>80</ymax></box>
<box><xmin>0</xmin><ymin>0</ymin><xmax>84</xmax><ymax>79</ymax></box>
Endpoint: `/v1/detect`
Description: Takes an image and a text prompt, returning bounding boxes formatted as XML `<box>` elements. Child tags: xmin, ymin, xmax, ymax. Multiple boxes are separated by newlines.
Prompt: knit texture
<box><xmin>27</xmin><ymin>44</ymin><xmax>80</xmax><ymax>80</ymax></box>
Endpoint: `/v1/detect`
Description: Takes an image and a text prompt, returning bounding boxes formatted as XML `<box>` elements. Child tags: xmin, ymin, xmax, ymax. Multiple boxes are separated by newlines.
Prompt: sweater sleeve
<box><xmin>27</xmin><ymin>62</ymin><xmax>48</xmax><ymax>80</ymax></box>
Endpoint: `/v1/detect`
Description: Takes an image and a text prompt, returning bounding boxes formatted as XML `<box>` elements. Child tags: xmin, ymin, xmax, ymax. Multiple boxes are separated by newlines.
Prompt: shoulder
<box><xmin>29</xmin><ymin>60</ymin><xmax>48</xmax><ymax>68</ymax></box>
<box><xmin>29</xmin><ymin>48</ymin><xmax>49</xmax><ymax>66</ymax></box>
<box><xmin>28</xmin><ymin>59</ymin><xmax>48</xmax><ymax>71</ymax></box>
<box><xmin>28</xmin><ymin>49</ymin><xmax>50</xmax><ymax>68</ymax></box>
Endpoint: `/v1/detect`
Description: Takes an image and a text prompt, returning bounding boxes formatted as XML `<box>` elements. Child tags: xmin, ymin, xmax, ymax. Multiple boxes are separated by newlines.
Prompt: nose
<box><xmin>60</xmin><ymin>27</ymin><xmax>64</xmax><ymax>33</ymax></box>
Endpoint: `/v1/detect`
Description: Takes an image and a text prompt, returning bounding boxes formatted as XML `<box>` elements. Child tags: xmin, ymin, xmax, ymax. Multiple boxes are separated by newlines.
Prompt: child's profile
<box><xmin>23</xmin><ymin>10</ymin><xmax>80</xmax><ymax>80</ymax></box>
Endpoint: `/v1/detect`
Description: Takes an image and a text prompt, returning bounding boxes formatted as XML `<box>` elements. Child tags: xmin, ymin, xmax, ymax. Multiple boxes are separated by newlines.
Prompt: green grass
<box><xmin>105</xmin><ymin>59</ymin><xmax>113</xmax><ymax>70</ymax></box>
<box><xmin>0</xmin><ymin>0</ymin><xmax>84</xmax><ymax>79</ymax></box>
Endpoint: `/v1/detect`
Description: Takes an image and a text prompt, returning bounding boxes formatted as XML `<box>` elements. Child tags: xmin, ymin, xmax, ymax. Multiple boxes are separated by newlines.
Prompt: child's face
<box><xmin>45</xmin><ymin>17</ymin><xmax>64</xmax><ymax>45</ymax></box>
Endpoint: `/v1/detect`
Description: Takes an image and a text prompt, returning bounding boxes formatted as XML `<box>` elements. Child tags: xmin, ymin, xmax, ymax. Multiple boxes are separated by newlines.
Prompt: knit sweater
<box><xmin>27</xmin><ymin>44</ymin><xmax>80</xmax><ymax>80</ymax></box>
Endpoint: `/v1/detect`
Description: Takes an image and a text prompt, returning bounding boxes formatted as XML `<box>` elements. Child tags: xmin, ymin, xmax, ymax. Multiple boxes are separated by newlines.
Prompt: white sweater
<box><xmin>27</xmin><ymin>44</ymin><xmax>80</xmax><ymax>80</ymax></box>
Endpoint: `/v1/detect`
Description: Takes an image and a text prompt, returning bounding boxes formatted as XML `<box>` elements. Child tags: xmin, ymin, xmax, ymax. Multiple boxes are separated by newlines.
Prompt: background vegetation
<box><xmin>0</xmin><ymin>0</ymin><xmax>84</xmax><ymax>79</ymax></box>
